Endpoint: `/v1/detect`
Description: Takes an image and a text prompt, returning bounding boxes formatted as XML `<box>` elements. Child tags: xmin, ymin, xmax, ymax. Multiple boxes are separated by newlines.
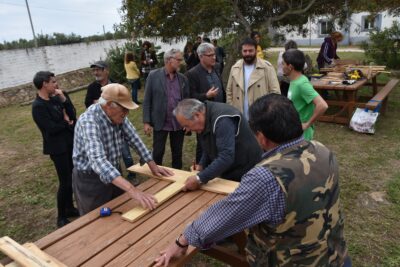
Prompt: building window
<box><xmin>361</xmin><ymin>14</ymin><xmax>382</xmax><ymax>31</ymax></box>
<box><xmin>319</xmin><ymin>20</ymin><xmax>334</xmax><ymax>36</ymax></box>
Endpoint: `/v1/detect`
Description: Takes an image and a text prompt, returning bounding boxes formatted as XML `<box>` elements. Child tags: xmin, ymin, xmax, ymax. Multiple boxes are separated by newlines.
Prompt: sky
<box><xmin>0</xmin><ymin>0</ymin><xmax>122</xmax><ymax>42</ymax></box>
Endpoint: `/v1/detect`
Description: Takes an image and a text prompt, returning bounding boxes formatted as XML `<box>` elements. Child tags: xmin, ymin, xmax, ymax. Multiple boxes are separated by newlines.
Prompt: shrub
<box><xmin>362</xmin><ymin>22</ymin><xmax>400</xmax><ymax>69</ymax></box>
<box><xmin>105</xmin><ymin>40</ymin><xmax>161</xmax><ymax>83</ymax></box>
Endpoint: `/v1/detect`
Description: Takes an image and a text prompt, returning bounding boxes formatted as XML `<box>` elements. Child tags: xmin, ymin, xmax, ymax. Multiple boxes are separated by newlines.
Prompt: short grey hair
<box><xmin>164</xmin><ymin>48</ymin><xmax>181</xmax><ymax>63</ymax></box>
<box><xmin>197</xmin><ymin>43</ymin><xmax>215</xmax><ymax>56</ymax></box>
<box><xmin>173</xmin><ymin>99</ymin><xmax>205</xmax><ymax>120</ymax></box>
<box><xmin>98</xmin><ymin>96</ymin><xmax>118</xmax><ymax>108</ymax></box>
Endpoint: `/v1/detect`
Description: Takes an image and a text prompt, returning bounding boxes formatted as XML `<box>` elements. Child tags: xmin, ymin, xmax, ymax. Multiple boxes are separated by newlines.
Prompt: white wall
<box><xmin>0</xmin><ymin>38</ymin><xmax>187</xmax><ymax>90</ymax></box>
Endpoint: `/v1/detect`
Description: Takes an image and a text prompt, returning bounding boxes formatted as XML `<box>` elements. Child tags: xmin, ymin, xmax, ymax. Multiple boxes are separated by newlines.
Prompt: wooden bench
<box><xmin>366</xmin><ymin>78</ymin><xmax>399</xmax><ymax>115</ymax></box>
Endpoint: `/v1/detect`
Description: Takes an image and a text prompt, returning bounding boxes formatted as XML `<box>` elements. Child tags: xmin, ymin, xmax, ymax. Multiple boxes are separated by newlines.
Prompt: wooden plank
<box><xmin>34</xmin><ymin>178</ymin><xmax>159</xmax><ymax>250</ymax></box>
<box><xmin>42</xmin><ymin>180</ymin><xmax>170</xmax><ymax>267</ymax></box>
<box><xmin>108</xmin><ymin>194</ymin><xmax>225</xmax><ymax>267</ymax></box>
<box><xmin>81</xmin><ymin>190</ymin><xmax>207</xmax><ymax>267</ymax></box>
<box><xmin>5</xmin><ymin>243</ymin><xmax>66</xmax><ymax>267</ymax></box>
<box><xmin>366</xmin><ymin>79</ymin><xmax>399</xmax><ymax>107</ymax></box>
<box><xmin>0</xmin><ymin>236</ymin><xmax>53</xmax><ymax>267</ymax></box>
<box><xmin>129</xmin><ymin>164</ymin><xmax>239</xmax><ymax>194</ymax></box>
<box><xmin>122</xmin><ymin>182</ymin><xmax>185</xmax><ymax>222</ymax></box>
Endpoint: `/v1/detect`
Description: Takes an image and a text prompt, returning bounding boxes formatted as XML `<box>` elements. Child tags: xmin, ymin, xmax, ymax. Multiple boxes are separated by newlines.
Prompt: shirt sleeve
<box><xmin>197</xmin><ymin>117</ymin><xmax>236</xmax><ymax>183</ymax></box>
<box><xmin>122</xmin><ymin>119</ymin><xmax>153</xmax><ymax>163</ymax></box>
<box><xmin>300</xmin><ymin>81</ymin><xmax>319</xmax><ymax>104</ymax></box>
<box><xmin>184</xmin><ymin>166</ymin><xmax>286</xmax><ymax>248</ymax></box>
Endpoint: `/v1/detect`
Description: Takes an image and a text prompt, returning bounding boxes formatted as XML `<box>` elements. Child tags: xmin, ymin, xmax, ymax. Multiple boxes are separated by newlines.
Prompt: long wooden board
<box><xmin>5</xmin><ymin>243</ymin><xmax>66</xmax><ymax>267</ymax></box>
<box><xmin>0</xmin><ymin>236</ymin><xmax>57</xmax><ymax>267</ymax></box>
<box><xmin>128</xmin><ymin>164</ymin><xmax>239</xmax><ymax>195</ymax></box>
<box><xmin>122</xmin><ymin>182</ymin><xmax>185</xmax><ymax>222</ymax></box>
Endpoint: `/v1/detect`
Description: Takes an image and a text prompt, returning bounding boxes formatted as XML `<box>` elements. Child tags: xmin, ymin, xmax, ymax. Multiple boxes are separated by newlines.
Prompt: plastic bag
<box><xmin>349</xmin><ymin>108</ymin><xmax>379</xmax><ymax>134</ymax></box>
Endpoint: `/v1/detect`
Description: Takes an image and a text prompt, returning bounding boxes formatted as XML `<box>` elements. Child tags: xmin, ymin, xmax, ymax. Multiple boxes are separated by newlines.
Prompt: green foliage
<box><xmin>105</xmin><ymin>40</ymin><xmax>162</xmax><ymax>83</ymax></box>
<box><xmin>361</xmin><ymin>21</ymin><xmax>400</xmax><ymax>69</ymax></box>
<box><xmin>0</xmin><ymin>30</ymin><xmax>129</xmax><ymax>51</ymax></box>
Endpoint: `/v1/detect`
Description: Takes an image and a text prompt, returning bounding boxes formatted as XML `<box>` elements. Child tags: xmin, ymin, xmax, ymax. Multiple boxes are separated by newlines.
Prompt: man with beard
<box><xmin>226</xmin><ymin>38</ymin><xmax>280</xmax><ymax>120</ymax></box>
<box><xmin>143</xmin><ymin>49</ymin><xmax>189</xmax><ymax>169</ymax></box>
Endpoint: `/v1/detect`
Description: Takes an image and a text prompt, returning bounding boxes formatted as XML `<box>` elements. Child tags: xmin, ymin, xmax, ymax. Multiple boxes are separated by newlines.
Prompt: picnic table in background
<box><xmin>312</xmin><ymin>62</ymin><xmax>398</xmax><ymax>125</ymax></box>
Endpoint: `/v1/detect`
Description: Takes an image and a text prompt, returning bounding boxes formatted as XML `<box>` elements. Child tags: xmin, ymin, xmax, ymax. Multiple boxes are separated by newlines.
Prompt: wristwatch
<box><xmin>195</xmin><ymin>175</ymin><xmax>203</xmax><ymax>185</ymax></box>
<box><xmin>175</xmin><ymin>234</ymin><xmax>189</xmax><ymax>248</ymax></box>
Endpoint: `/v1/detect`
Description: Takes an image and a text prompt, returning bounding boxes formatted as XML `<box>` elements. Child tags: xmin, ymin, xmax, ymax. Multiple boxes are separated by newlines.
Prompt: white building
<box><xmin>282</xmin><ymin>11</ymin><xmax>399</xmax><ymax>46</ymax></box>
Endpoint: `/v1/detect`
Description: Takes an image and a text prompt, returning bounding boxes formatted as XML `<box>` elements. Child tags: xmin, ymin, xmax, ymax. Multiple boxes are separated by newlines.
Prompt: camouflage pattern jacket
<box><xmin>246</xmin><ymin>140</ymin><xmax>348</xmax><ymax>266</ymax></box>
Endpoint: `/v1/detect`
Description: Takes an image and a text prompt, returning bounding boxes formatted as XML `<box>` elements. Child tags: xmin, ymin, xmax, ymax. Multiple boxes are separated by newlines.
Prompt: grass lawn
<box><xmin>0</xmin><ymin>52</ymin><xmax>399</xmax><ymax>266</ymax></box>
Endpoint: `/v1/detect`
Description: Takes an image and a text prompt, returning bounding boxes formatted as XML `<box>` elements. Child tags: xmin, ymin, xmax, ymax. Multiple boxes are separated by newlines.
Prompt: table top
<box><xmin>33</xmin><ymin>178</ymin><xmax>224</xmax><ymax>267</ymax></box>
<box><xmin>311</xmin><ymin>78</ymin><xmax>368</xmax><ymax>91</ymax></box>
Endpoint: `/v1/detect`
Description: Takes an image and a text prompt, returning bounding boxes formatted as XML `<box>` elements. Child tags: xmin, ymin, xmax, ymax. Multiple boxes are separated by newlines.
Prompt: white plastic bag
<box><xmin>349</xmin><ymin>108</ymin><xmax>379</xmax><ymax>134</ymax></box>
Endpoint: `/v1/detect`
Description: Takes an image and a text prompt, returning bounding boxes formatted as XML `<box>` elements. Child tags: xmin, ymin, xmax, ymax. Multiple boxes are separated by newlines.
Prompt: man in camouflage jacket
<box><xmin>154</xmin><ymin>94</ymin><xmax>350</xmax><ymax>267</ymax></box>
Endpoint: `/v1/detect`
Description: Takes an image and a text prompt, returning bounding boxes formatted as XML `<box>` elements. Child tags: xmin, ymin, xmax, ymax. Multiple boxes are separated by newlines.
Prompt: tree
<box><xmin>120</xmin><ymin>0</ymin><xmax>400</xmax><ymax>78</ymax></box>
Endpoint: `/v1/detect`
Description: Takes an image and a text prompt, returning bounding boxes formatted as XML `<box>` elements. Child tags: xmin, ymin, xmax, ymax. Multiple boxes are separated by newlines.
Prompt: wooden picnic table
<box><xmin>6</xmin><ymin>177</ymin><xmax>248</xmax><ymax>267</ymax></box>
<box><xmin>311</xmin><ymin>72</ymin><xmax>386</xmax><ymax>124</ymax></box>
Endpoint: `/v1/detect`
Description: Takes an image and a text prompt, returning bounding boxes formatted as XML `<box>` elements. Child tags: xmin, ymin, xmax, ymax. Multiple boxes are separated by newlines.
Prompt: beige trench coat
<box><xmin>226</xmin><ymin>58</ymin><xmax>280</xmax><ymax>114</ymax></box>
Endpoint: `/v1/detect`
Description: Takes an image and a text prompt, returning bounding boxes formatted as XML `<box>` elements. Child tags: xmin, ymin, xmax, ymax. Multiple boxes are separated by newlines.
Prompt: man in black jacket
<box><xmin>186</xmin><ymin>42</ymin><xmax>225</xmax><ymax>164</ymax></box>
<box><xmin>32</xmin><ymin>71</ymin><xmax>79</xmax><ymax>227</ymax></box>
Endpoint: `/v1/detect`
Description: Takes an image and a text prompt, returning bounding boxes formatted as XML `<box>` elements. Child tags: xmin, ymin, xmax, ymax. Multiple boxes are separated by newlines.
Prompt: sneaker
<box><xmin>57</xmin><ymin>217</ymin><xmax>70</xmax><ymax>228</ymax></box>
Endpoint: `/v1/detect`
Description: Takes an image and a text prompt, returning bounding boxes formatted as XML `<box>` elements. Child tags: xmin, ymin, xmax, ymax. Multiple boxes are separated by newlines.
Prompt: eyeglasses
<box><xmin>203</xmin><ymin>53</ymin><xmax>215</xmax><ymax>57</ymax></box>
<box><xmin>113</xmin><ymin>102</ymin><xmax>129</xmax><ymax>114</ymax></box>
<box><xmin>172</xmin><ymin>57</ymin><xmax>183</xmax><ymax>62</ymax></box>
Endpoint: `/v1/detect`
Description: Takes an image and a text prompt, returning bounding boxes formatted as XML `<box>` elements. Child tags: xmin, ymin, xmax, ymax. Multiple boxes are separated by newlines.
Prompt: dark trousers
<box><xmin>280</xmin><ymin>80</ymin><xmax>290</xmax><ymax>97</ymax></box>
<box><xmin>72</xmin><ymin>168</ymin><xmax>124</xmax><ymax>216</ymax></box>
<box><xmin>121</xmin><ymin>141</ymin><xmax>135</xmax><ymax>179</ymax></box>
<box><xmin>195</xmin><ymin>133</ymin><xmax>203</xmax><ymax>164</ymax></box>
<box><xmin>50</xmin><ymin>149</ymin><xmax>74</xmax><ymax>219</ymax></box>
<box><xmin>128</xmin><ymin>79</ymin><xmax>141</xmax><ymax>103</ymax></box>
<box><xmin>153</xmin><ymin>130</ymin><xmax>184</xmax><ymax>169</ymax></box>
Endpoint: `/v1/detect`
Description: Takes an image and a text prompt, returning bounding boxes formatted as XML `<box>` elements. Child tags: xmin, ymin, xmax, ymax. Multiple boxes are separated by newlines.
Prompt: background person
<box><xmin>250</xmin><ymin>31</ymin><xmax>264</xmax><ymax>59</ymax></box>
<box><xmin>32</xmin><ymin>71</ymin><xmax>78</xmax><ymax>227</ymax></box>
<box><xmin>141</xmin><ymin>41</ymin><xmax>158</xmax><ymax>85</ymax></box>
<box><xmin>283</xmin><ymin>49</ymin><xmax>328</xmax><ymax>140</ymax></box>
<box><xmin>317</xmin><ymin>31</ymin><xmax>344</xmax><ymax>69</ymax></box>
<box><xmin>124</xmin><ymin>52</ymin><xmax>141</xmax><ymax>104</ymax></box>
<box><xmin>143</xmin><ymin>49</ymin><xmax>189</xmax><ymax>169</ymax></box>
<box><xmin>277</xmin><ymin>40</ymin><xmax>299</xmax><ymax>97</ymax></box>
<box><xmin>226</xmin><ymin>37</ymin><xmax>280</xmax><ymax>120</ymax></box>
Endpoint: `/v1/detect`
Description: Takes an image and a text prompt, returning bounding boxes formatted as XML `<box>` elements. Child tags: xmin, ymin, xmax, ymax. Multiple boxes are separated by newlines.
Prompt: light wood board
<box><xmin>0</xmin><ymin>236</ymin><xmax>59</xmax><ymax>267</ymax></box>
<box><xmin>5</xmin><ymin>243</ymin><xmax>66</xmax><ymax>267</ymax></box>
<box><xmin>122</xmin><ymin>182</ymin><xmax>185</xmax><ymax>222</ymax></box>
<box><xmin>128</xmin><ymin>164</ymin><xmax>239</xmax><ymax>195</ymax></box>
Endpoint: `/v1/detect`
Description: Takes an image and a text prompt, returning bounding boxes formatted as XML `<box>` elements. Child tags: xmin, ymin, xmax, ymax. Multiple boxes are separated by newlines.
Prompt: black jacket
<box><xmin>32</xmin><ymin>92</ymin><xmax>76</xmax><ymax>155</ymax></box>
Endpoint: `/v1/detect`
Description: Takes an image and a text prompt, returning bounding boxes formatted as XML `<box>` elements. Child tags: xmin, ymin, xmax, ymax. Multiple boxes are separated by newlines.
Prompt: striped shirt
<box><xmin>184</xmin><ymin>137</ymin><xmax>305</xmax><ymax>248</ymax></box>
<box><xmin>73</xmin><ymin>103</ymin><xmax>152</xmax><ymax>183</ymax></box>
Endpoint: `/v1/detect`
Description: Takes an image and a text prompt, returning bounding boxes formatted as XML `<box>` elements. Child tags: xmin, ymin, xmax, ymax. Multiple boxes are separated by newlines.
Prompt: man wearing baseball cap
<box><xmin>72</xmin><ymin>83</ymin><xmax>173</xmax><ymax>215</ymax></box>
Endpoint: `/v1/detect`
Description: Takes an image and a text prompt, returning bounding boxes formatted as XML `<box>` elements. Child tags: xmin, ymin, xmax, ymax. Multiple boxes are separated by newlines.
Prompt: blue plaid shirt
<box><xmin>184</xmin><ymin>137</ymin><xmax>305</xmax><ymax>248</ymax></box>
<box><xmin>73</xmin><ymin>104</ymin><xmax>152</xmax><ymax>184</ymax></box>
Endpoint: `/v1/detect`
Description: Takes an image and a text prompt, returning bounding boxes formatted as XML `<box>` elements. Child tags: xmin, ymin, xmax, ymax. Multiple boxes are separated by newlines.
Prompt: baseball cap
<box><xmin>90</xmin><ymin>60</ymin><xmax>108</xmax><ymax>69</ymax></box>
<box><xmin>101</xmin><ymin>84</ymin><xmax>139</xmax><ymax>110</ymax></box>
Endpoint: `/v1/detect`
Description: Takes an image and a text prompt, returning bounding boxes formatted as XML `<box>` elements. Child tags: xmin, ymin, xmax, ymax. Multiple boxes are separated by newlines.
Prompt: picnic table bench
<box><xmin>365</xmin><ymin>78</ymin><xmax>399</xmax><ymax>114</ymax></box>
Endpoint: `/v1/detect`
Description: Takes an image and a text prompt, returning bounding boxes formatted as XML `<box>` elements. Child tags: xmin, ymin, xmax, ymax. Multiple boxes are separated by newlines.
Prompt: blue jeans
<box><xmin>121</xmin><ymin>141</ymin><xmax>135</xmax><ymax>178</ymax></box>
<box><xmin>128</xmin><ymin>79</ymin><xmax>141</xmax><ymax>103</ymax></box>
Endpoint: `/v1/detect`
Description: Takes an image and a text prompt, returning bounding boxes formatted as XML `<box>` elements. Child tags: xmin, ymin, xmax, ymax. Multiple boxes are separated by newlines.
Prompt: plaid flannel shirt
<box><xmin>73</xmin><ymin>104</ymin><xmax>152</xmax><ymax>184</ymax></box>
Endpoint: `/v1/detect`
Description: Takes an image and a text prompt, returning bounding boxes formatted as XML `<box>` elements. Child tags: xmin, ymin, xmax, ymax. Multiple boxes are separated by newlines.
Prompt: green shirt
<box><xmin>287</xmin><ymin>75</ymin><xmax>319</xmax><ymax>140</ymax></box>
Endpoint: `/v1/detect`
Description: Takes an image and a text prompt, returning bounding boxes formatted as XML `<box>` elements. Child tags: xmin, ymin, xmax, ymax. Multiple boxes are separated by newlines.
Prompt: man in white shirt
<box><xmin>226</xmin><ymin>37</ymin><xmax>280</xmax><ymax>120</ymax></box>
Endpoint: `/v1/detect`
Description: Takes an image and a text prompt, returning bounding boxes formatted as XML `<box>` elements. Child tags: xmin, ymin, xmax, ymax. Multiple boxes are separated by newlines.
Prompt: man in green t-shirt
<box><xmin>283</xmin><ymin>49</ymin><xmax>328</xmax><ymax>140</ymax></box>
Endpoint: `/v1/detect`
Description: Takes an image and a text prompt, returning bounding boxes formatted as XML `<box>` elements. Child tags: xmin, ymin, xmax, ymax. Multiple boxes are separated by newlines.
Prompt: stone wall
<box><xmin>0</xmin><ymin>68</ymin><xmax>93</xmax><ymax>108</ymax></box>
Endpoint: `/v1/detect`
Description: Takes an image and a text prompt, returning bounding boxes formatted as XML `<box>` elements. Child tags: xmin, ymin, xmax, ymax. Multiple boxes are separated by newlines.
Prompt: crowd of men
<box><xmin>31</xmin><ymin>35</ymin><xmax>349</xmax><ymax>266</ymax></box>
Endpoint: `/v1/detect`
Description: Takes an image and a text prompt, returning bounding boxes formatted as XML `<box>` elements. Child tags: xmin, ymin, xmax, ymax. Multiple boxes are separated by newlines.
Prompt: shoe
<box><xmin>134</xmin><ymin>101</ymin><xmax>141</xmax><ymax>105</ymax></box>
<box><xmin>66</xmin><ymin>207</ymin><xmax>80</xmax><ymax>218</ymax></box>
<box><xmin>57</xmin><ymin>217</ymin><xmax>70</xmax><ymax>228</ymax></box>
